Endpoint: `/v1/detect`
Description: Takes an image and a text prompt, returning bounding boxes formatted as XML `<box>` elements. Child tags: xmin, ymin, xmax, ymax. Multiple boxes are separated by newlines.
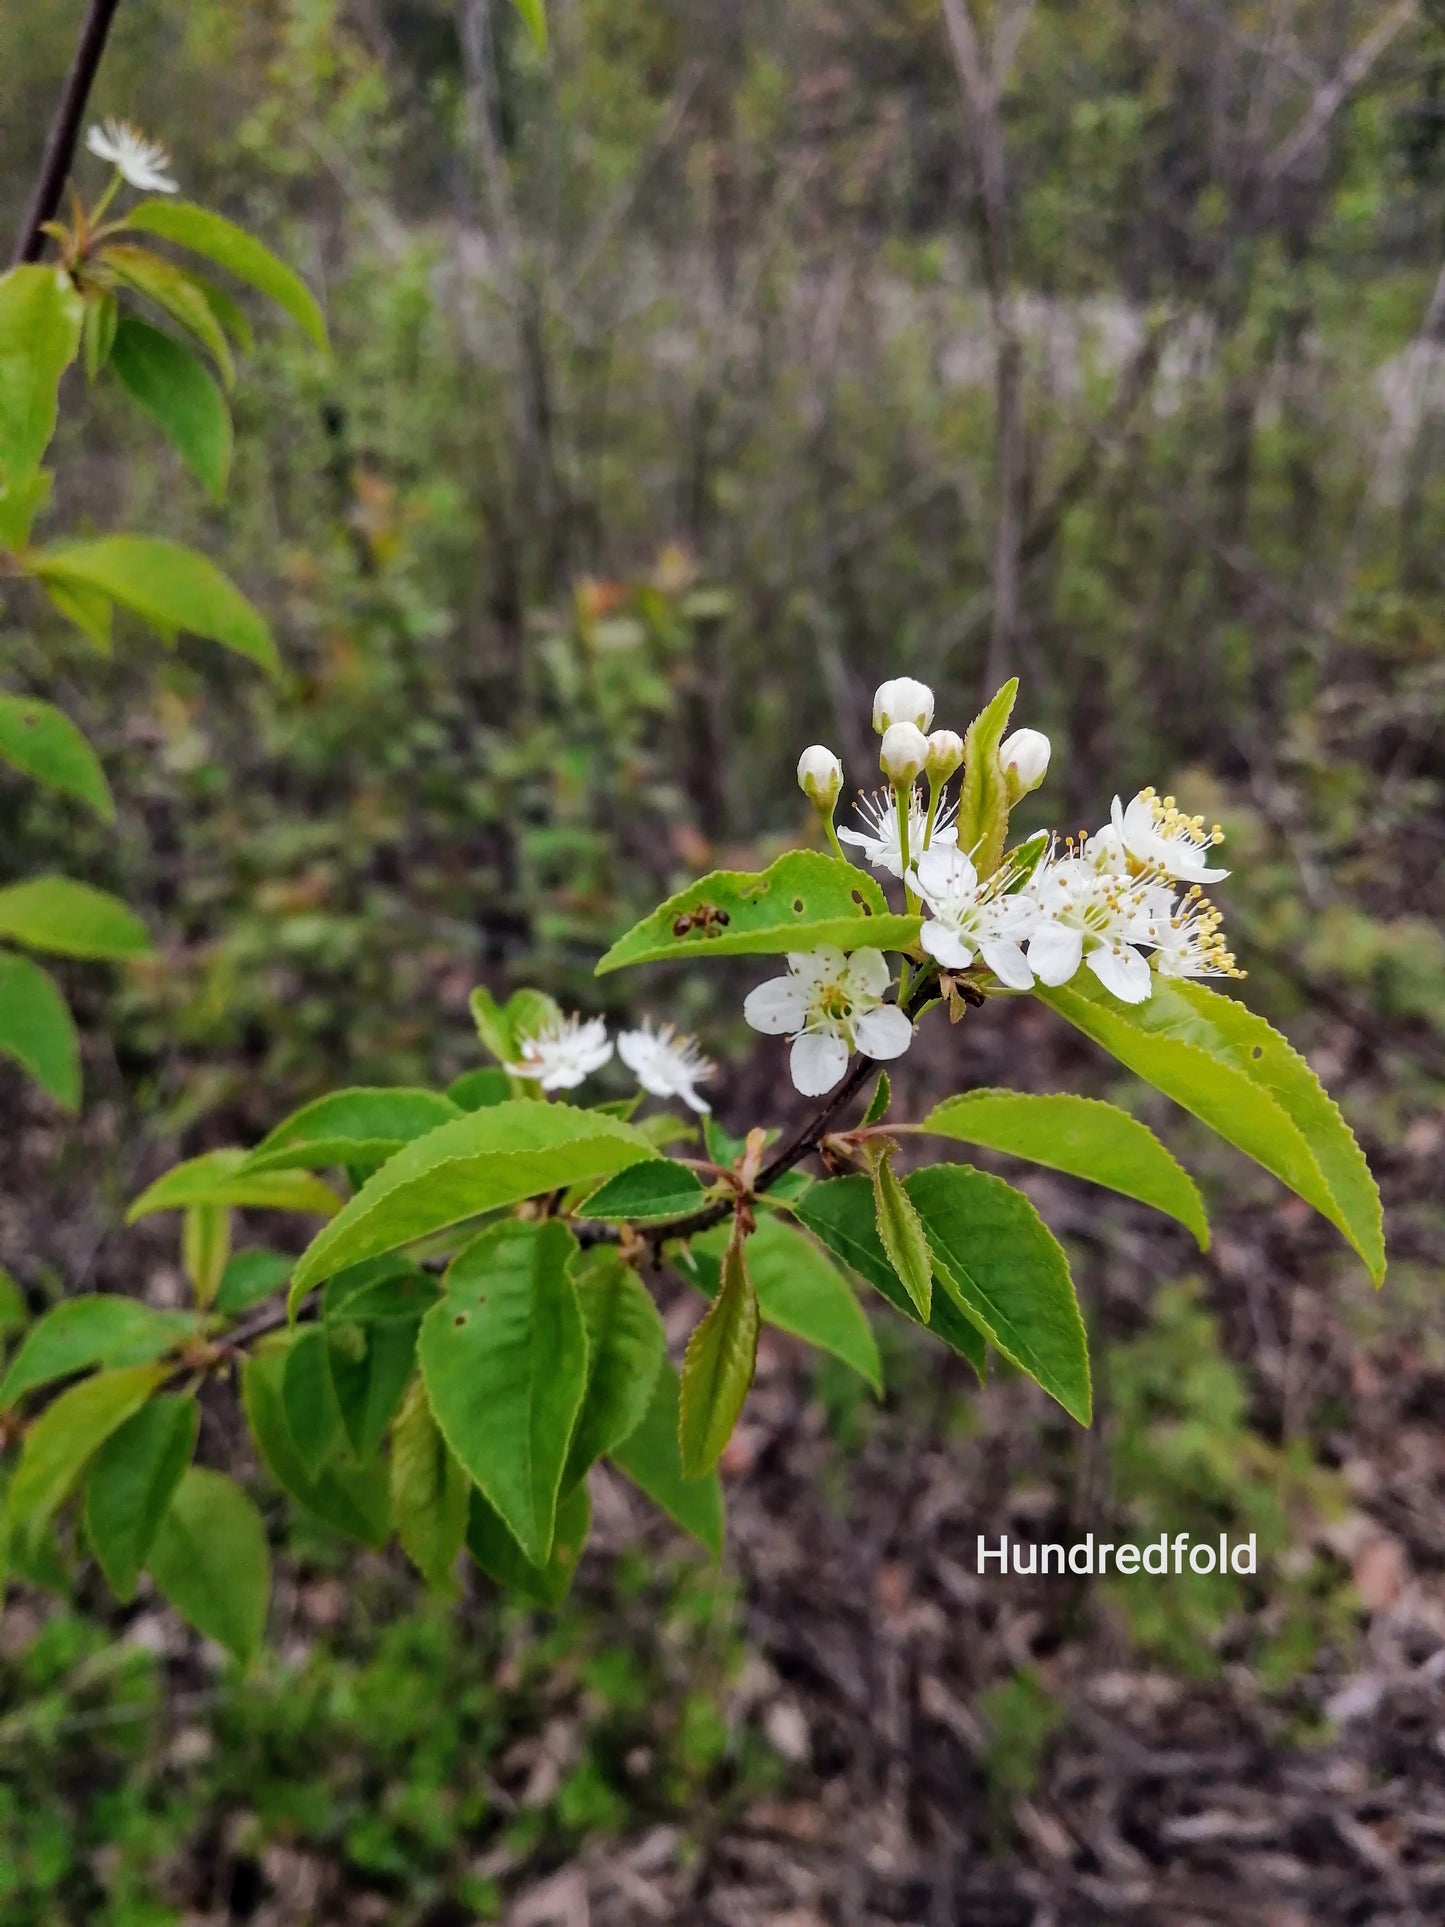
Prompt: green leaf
<box><xmin>0</xmin><ymin>696</ymin><xmax>113</xmax><ymax>818</ymax></box>
<box><xmin>29</xmin><ymin>535</ymin><xmax>278</xmax><ymax>675</ymax></box>
<box><xmin>446</xmin><ymin>1067</ymin><xmax>511</xmax><ymax>1111</ymax></box>
<box><xmin>509</xmin><ymin>0</ymin><xmax>549</xmax><ymax>56</ymax></box>
<box><xmin>0</xmin><ymin>876</ymin><xmax>150</xmax><ymax>960</ymax></box>
<box><xmin>322</xmin><ymin>1258</ymin><xmax>441</xmax><ymax>1326</ymax></box>
<box><xmin>581</xmin><ymin>1159</ymin><xmax>706</xmax><ymax>1224</ymax></box>
<box><xmin>0</xmin><ymin>952</ymin><xmax>79</xmax><ymax>1108</ymax></box>
<box><xmin>146</xmin><ymin>1467</ymin><xmax>270</xmax><ymax>1664</ymax></box>
<box><xmin>391</xmin><ymin>1379</ymin><xmax>468</xmax><ymax>1595</ymax></box>
<box><xmin>922</xmin><ymin>1089</ymin><xmax>1209</xmax><ymax>1249</ymax></box>
<box><xmin>101</xmin><ymin>245</ymin><xmax>235</xmax><ymax>386</ymax></box>
<box><xmin>84</xmin><ymin>1395</ymin><xmax>198</xmax><ymax>1600</ymax></box>
<box><xmin>596</xmin><ymin>850</ymin><xmax>921</xmax><ymax>974</ymax></box>
<box><xmin>905</xmin><ymin>1164</ymin><xmax>1090</xmax><ymax>1423</ymax></box>
<box><xmin>42</xmin><ymin>574</ymin><xmax>112</xmax><ymax>652</ymax></box>
<box><xmin>182</xmin><ymin>1202</ymin><xmax>231</xmax><ymax>1306</ymax></box>
<box><xmin>126</xmin><ymin>200</ymin><xmax>328</xmax><ymax>350</ymax></box>
<box><xmin>10</xmin><ymin>1363</ymin><xmax>166</xmax><ymax>1529</ymax></box>
<box><xmin>240</xmin><ymin>1345</ymin><xmax>390</xmax><ymax>1546</ymax></box>
<box><xmin>563</xmin><ymin>1249</ymin><xmax>666</xmax><ymax>1492</ymax></box>
<box><xmin>418</xmin><ymin>1220</ymin><xmax>587</xmax><ymax>1565</ymax></box>
<box><xmin>0</xmin><ymin>1297</ymin><xmax>196</xmax><ymax>1411</ymax></box>
<box><xmin>281</xmin><ymin>1326</ymin><xmax>343</xmax><ymax>1471</ymax></box>
<box><xmin>213</xmin><ymin>1249</ymin><xmax>292</xmax><ymax>1316</ymax></box>
<box><xmin>956</xmin><ymin>677</ymin><xmax>1018</xmax><ymax>878</ymax></box>
<box><xmin>188</xmin><ymin>273</ymin><xmax>255</xmax><ymax>354</ymax></box>
<box><xmin>1038</xmin><ymin>975</ymin><xmax>1384</xmax><ymax>1284</ymax></box>
<box><xmin>0</xmin><ymin>265</ymin><xmax>83</xmax><ymax>500</ymax></box>
<box><xmin>287</xmin><ymin>1101</ymin><xmax>658</xmax><ymax>1305</ymax></box>
<box><xmin>861</xmin><ymin>1070</ymin><xmax>891</xmax><ymax>1127</ymax></box>
<box><xmin>127</xmin><ymin>1149</ymin><xmax>341</xmax><ymax>1223</ymax></box>
<box><xmin>326</xmin><ymin>1315</ymin><xmax>418</xmax><ymax>1461</ymax></box>
<box><xmin>241</xmin><ymin>1087</ymin><xmax>462</xmax><ymax>1175</ymax></box>
<box><xmin>678</xmin><ymin>1234</ymin><xmax>758</xmax><ymax>1477</ymax></box>
<box><xmin>609</xmin><ymin>1360</ymin><xmax>724</xmax><ymax>1555</ymax></box>
<box><xmin>467</xmin><ymin>1480</ymin><xmax>591</xmax><ymax>1609</ymax></box>
<box><xmin>870</xmin><ymin>1149</ymin><xmax>932</xmax><ymax>1320</ymax></box>
<box><xmin>110</xmin><ymin>317</ymin><xmax>232</xmax><ymax>499</ymax></box>
<box><xmin>0</xmin><ymin>1269</ymin><xmax>28</xmax><ymax>1340</ymax></box>
<box><xmin>685</xmin><ymin>1215</ymin><xmax>881</xmax><ymax>1393</ymax></box>
<box><xmin>791</xmin><ymin>1176</ymin><xmax>986</xmax><ymax>1377</ymax></box>
<box><xmin>82</xmin><ymin>287</ymin><xmax>119</xmax><ymax>379</ymax></box>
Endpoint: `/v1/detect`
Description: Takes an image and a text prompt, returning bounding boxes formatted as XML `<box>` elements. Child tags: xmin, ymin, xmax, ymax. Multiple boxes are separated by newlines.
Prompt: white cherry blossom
<box><xmin>85</xmin><ymin>121</ymin><xmax>178</xmax><ymax>194</ymax></box>
<box><xmin>796</xmin><ymin>744</ymin><xmax>843</xmax><ymax>809</ymax></box>
<box><xmin>743</xmin><ymin>946</ymin><xmax>912</xmax><ymax>1096</ymax></box>
<box><xmin>879</xmin><ymin>720</ymin><xmax>928</xmax><ymax>785</ymax></box>
<box><xmin>1024</xmin><ymin>851</ymin><xmax>1160</xmax><ymax>1004</ymax></box>
<box><xmin>838</xmin><ymin>789</ymin><xmax>957</xmax><ymax>879</ymax></box>
<box><xmin>618</xmin><ymin>1019</ymin><xmax>715</xmax><ymax>1112</ymax></box>
<box><xmin>1145</xmin><ymin>888</ymin><xmax>1243</xmax><ymax>980</ymax></box>
<box><xmin>506</xmin><ymin>1012</ymin><xmax>613</xmax><ymax>1091</ymax></box>
<box><xmin>1000</xmin><ymin>727</ymin><xmax>1051</xmax><ymax>796</ymax></box>
<box><xmin>907</xmin><ymin>844</ymin><xmax>1038</xmax><ymax>989</ymax></box>
<box><xmin>1111</xmin><ymin>788</ymin><xmax>1228</xmax><ymax>884</ymax></box>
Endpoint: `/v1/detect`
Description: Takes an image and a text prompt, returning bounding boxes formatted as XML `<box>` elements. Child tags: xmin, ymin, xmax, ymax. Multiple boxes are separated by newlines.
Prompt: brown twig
<box><xmin>10</xmin><ymin>0</ymin><xmax>123</xmax><ymax>269</ymax></box>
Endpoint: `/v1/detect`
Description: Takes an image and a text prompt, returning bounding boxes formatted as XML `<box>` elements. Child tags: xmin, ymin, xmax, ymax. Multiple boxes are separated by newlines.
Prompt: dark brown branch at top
<box><xmin>10</xmin><ymin>0</ymin><xmax>123</xmax><ymax>269</ymax></box>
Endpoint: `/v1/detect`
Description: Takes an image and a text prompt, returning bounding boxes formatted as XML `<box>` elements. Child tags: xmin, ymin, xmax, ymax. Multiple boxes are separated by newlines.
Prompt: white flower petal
<box><xmin>1027</xmin><ymin>921</ymin><xmax>1084</xmax><ymax>986</ymax></box>
<box><xmin>853</xmin><ymin>1004</ymin><xmax>913</xmax><ymax>1061</ymax></box>
<box><xmin>919</xmin><ymin>922</ymin><xmax>973</xmax><ymax>971</ymax></box>
<box><xmin>790</xmin><ymin>1031</ymin><xmax>849</xmax><ymax>1095</ymax></box>
<box><xmin>980</xmin><ymin>939</ymin><xmax>1035</xmax><ymax>990</ymax></box>
<box><xmin>1087</xmin><ymin>942</ymin><xmax>1153</xmax><ymax>1003</ymax></box>
<box><xmin>841</xmin><ymin>947</ymin><xmax>890</xmax><ymax>999</ymax></box>
<box><xmin>743</xmin><ymin>976</ymin><xmax>809</xmax><ymax>1035</ymax></box>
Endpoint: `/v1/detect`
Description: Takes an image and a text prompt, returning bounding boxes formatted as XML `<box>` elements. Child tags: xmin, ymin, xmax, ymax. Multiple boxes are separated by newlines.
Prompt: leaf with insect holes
<box><xmin>596</xmin><ymin>851</ymin><xmax>920</xmax><ymax>974</ymax></box>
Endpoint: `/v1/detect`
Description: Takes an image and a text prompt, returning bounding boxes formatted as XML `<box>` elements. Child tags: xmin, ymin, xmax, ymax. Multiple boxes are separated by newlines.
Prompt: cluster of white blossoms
<box><xmin>751</xmin><ymin>676</ymin><xmax>1241</xmax><ymax>1092</ymax></box>
<box><xmin>507</xmin><ymin>1013</ymin><xmax>714</xmax><ymax>1113</ymax></box>
<box><xmin>85</xmin><ymin>121</ymin><xmax>178</xmax><ymax>195</ymax></box>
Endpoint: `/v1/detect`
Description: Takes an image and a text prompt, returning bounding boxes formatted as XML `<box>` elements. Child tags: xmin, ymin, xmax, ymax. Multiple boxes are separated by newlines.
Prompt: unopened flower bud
<box><xmin>925</xmin><ymin>728</ymin><xmax>964</xmax><ymax>782</ymax></box>
<box><xmin>1000</xmin><ymin>727</ymin><xmax>1050</xmax><ymax>800</ymax></box>
<box><xmin>872</xmin><ymin>676</ymin><xmax>934</xmax><ymax>736</ymax></box>
<box><xmin>796</xmin><ymin>744</ymin><xmax>843</xmax><ymax>810</ymax></box>
<box><xmin>879</xmin><ymin>721</ymin><xmax>928</xmax><ymax>786</ymax></box>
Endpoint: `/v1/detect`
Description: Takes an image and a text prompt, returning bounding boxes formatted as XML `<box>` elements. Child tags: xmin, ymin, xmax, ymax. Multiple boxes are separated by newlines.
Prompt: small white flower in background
<box><xmin>872</xmin><ymin>677</ymin><xmax>934</xmax><ymax>735</ymax></box>
<box><xmin>1000</xmin><ymin>727</ymin><xmax>1051</xmax><ymax>799</ymax></box>
<box><xmin>1024</xmin><ymin>850</ymin><xmax>1160</xmax><ymax>1004</ymax></box>
<box><xmin>908</xmin><ymin>845</ymin><xmax>1039</xmax><ymax>990</ymax></box>
<box><xmin>838</xmin><ymin>788</ymin><xmax>957</xmax><ymax>879</ymax></box>
<box><xmin>618</xmin><ymin>1020</ymin><xmax>715</xmax><ymax>1113</ymax></box>
<box><xmin>1146</xmin><ymin>888</ymin><xmax>1243</xmax><ymax>980</ymax></box>
<box><xmin>924</xmin><ymin>728</ymin><xmax>965</xmax><ymax>782</ymax></box>
<box><xmin>1111</xmin><ymin>788</ymin><xmax>1228</xmax><ymax>884</ymax></box>
<box><xmin>85</xmin><ymin>121</ymin><xmax>178</xmax><ymax>194</ymax></box>
<box><xmin>743</xmin><ymin>946</ymin><xmax>912</xmax><ymax>1096</ymax></box>
<box><xmin>506</xmin><ymin>1012</ymin><xmax>613</xmax><ymax>1091</ymax></box>
<box><xmin>796</xmin><ymin>744</ymin><xmax>843</xmax><ymax>810</ymax></box>
<box><xmin>879</xmin><ymin>720</ymin><xmax>929</xmax><ymax>785</ymax></box>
